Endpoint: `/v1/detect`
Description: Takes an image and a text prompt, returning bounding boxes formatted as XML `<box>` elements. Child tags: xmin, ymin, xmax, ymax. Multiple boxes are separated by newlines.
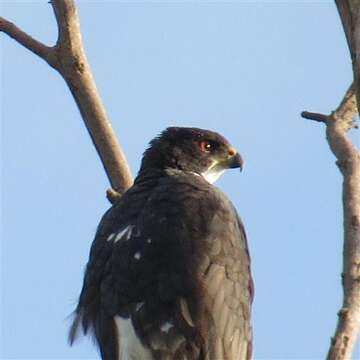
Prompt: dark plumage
<box><xmin>70</xmin><ymin>127</ymin><xmax>253</xmax><ymax>360</ymax></box>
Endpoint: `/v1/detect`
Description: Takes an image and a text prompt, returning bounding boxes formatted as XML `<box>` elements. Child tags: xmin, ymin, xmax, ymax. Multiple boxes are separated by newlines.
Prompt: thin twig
<box><xmin>0</xmin><ymin>0</ymin><xmax>133</xmax><ymax>199</ymax></box>
<box><xmin>301</xmin><ymin>111</ymin><xmax>329</xmax><ymax>123</ymax></box>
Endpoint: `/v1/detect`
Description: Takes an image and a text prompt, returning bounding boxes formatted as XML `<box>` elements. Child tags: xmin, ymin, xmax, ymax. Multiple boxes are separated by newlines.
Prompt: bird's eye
<box><xmin>199</xmin><ymin>141</ymin><xmax>213</xmax><ymax>153</ymax></box>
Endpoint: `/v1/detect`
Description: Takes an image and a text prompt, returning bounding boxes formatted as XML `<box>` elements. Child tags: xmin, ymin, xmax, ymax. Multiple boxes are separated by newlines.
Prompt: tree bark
<box><xmin>0</xmin><ymin>0</ymin><xmax>133</xmax><ymax>201</ymax></box>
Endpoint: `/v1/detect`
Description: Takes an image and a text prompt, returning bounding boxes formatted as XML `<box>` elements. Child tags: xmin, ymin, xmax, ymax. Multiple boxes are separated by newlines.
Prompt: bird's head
<box><xmin>139</xmin><ymin>127</ymin><xmax>243</xmax><ymax>183</ymax></box>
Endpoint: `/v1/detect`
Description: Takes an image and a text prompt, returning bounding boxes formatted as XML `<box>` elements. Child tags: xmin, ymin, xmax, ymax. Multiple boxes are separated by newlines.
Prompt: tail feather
<box><xmin>69</xmin><ymin>306</ymin><xmax>119</xmax><ymax>359</ymax></box>
<box><xmin>68</xmin><ymin>308</ymin><xmax>85</xmax><ymax>345</ymax></box>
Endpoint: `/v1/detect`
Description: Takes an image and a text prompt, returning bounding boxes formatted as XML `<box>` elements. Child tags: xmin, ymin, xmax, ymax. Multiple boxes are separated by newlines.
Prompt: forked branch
<box><xmin>302</xmin><ymin>32</ymin><xmax>360</xmax><ymax>360</ymax></box>
<box><xmin>0</xmin><ymin>0</ymin><xmax>133</xmax><ymax>200</ymax></box>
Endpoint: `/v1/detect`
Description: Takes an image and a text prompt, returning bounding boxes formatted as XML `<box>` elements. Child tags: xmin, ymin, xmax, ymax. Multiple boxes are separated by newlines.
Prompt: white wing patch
<box><xmin>134</xmin><ymin>252</ymin><xmax>141</xmax><ymax>260</ymax></box>
<box><xmin>160</xmin><ymin>322</ymin><xmax>173</xmax><ymax>333</ymax></box>
<box><xmin>108</xmin><ymin>225</ymin><xmax>135</xmax><ymax>243</ymax></box>
<box><xmin>135</xmin><ymin>302</ymin><xmax>144</xmax><ymax>312</ymax></box>
<box><xmin>114</xmin><ymin>316</ymin><xmax>153</xmax><ymax>360</ymax></box>
<box><xmin>107</xmin><ymin>233</ymin><xmax>116</xmax><ymax>242</ymax></box>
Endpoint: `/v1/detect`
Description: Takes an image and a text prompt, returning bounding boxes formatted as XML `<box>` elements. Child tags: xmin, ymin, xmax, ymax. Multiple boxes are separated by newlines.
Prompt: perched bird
<box><xmin>70</xmin><ymin>127</ymin><xmax>253</xmax><ymax>360</ymax></box>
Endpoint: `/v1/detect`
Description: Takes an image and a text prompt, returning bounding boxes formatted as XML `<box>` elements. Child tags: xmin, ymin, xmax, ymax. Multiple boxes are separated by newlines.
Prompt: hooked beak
<box><xmin>227</xmin><ymin>152</ymin><xmax>244</xmax><ymax>171</ymax></box>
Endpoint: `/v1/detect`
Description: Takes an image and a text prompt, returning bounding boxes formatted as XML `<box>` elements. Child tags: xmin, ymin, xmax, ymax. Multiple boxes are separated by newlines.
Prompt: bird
<box><xmin>69</xmin><ymin>127</ymin><xmax>253</xmax><ymax>360</ymax></box>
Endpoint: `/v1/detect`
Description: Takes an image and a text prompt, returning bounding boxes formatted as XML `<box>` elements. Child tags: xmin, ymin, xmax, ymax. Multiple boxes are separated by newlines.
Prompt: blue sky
<box><xmin>1</xmin><ymin>1</ymin><xmax>359</xmax><ymax>359</ymax></box>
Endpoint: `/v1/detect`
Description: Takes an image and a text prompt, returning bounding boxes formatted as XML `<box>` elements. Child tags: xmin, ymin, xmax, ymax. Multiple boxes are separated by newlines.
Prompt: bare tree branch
<box><xmin>0</xmin><ymin>0</ymin><xmax>133</xmax><ymax>199</ymax></box>
<box><xmin>304</xmin><ymin>2</ymin><xmax>360</xmax><ymax>356</ymax></box>
<box><xmin>302</xmin><ymin>87</ymin><xmax>360</xmax><ymax>359</ymax></box>
<box><xmin>0</xmin><ymin>17</ymin><xmax>55</xmax><ymax>65</ymax></box>
<box><xmin>326</xmin><ymin>85</ymin><xmax>360</xmax><ymax>360</ymax></box>
<box><xmin>326</xmin><ymin>3</ymin><xmax>360</xmax><ymax>357</ymax></box>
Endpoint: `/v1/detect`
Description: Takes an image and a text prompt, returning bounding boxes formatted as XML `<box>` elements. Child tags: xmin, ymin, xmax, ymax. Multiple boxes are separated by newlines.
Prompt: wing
<box><xmin>69</xmin><ymin>178</ymin><xmax>158</xmax><ymax>359</ymax></box>
<box><xmin>199</xmin><ymin>200</ymin><xmax>253</xmax><ymax>360</ymax></box>
<box><xmin>70</xmin><ymin>175</ymin><xmax>206</xmax><ymax>359</ymax></box>
<box><xmin>70</xmin><ymin>174</ymin><xmax>253</xmax><ymax>360</ymax></box>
